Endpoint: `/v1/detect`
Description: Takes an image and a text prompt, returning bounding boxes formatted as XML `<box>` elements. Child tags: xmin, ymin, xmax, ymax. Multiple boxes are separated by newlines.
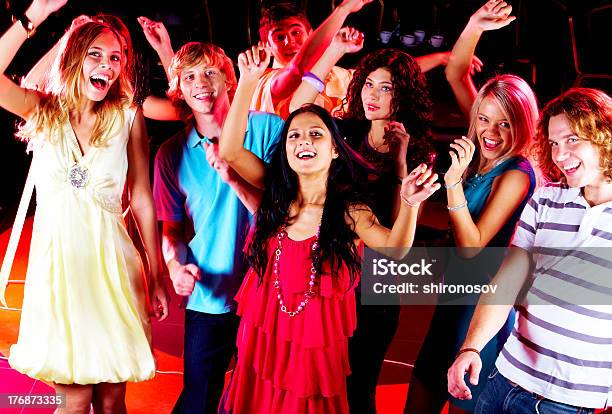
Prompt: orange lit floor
<box><xmin>5</xmin><ymin>219</ymin><xmax>612</xmax><ymax>413</ymax></box>
<box><xmin>0</xmin><ymin>218</ymin><xmax>438</xmax><ymax>413</ymax></box>
<box><xmin>1</xmin><ymin>217</ymin><xmax>442</xmax><ymax>413</ymax></box>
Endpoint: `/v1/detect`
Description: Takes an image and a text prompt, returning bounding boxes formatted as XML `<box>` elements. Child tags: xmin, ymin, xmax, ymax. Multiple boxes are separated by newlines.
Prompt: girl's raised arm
<box><xmin>289</xmin><ymin>27</ymin><xmax>363</xmax><ymax>113</ymax></box>
<box><xmin>22</xmin><ymin>15</ymin><xmax>90</xmax><ymax>90</ymax></box>
<box><xmin>218</xmin><ymin>45</ymin><xmax>272</xmax><ymax>190</ymax></box>
<box><xmin>0</xmin><ymin>0</ymin><xmax>67</xmax><ymax>118</ymax></box>
<box><xmin>136</xmin><ymin>17</ymin><xmax>181</xmax><ymax>121</ymax></box>
<box><xmin>445</xmin><ymin>0</ymin><xmax>515</xmax><ymax>118</ymax></box>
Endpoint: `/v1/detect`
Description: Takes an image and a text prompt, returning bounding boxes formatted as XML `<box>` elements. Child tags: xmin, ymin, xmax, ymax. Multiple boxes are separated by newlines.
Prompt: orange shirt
<box><xmin>249</xmin><ymin>66</ymin><xmax>354</xmax><ymax>119</ymax></box>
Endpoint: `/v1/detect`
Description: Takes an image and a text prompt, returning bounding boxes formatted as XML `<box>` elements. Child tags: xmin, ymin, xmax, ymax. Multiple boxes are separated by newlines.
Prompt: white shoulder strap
<box><xmin>0</xmin><ymin>159</ymin><xmax>35</xmax><ymax>307</ymax></box>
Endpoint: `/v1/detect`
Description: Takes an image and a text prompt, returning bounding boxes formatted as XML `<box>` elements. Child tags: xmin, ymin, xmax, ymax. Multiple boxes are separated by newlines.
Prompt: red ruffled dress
<box><xmin>221</xmin><ymin>233</ymin><xmax>359</xmax><ymax>413</ymax></box>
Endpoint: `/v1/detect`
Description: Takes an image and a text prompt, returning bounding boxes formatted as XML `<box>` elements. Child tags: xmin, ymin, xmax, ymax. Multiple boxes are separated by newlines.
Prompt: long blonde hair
<box><xmin>18</xmin><ymin>22</ymin><xmax>132</xmax><ymax>146</ymax></box>
<box><xmin>467</xmin><ymin>75</ymin><xmax>539</xmax><ymax>174</ymax></box>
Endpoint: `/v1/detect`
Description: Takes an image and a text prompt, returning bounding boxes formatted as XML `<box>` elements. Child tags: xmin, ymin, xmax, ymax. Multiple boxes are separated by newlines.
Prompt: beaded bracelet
<box><xmin>456</xmin><ymin>348</ymin><xmax>480</xmax><ymax>359</ymax></box>
<box><xmin>444</xmin><ymin>177</ymin><xmax>463</xmax><ymax>189</ymax></box>
<box><xmin>447</xmin><ymin>201</ymin><xmax>467</xmax><ymax>211</ymax></box>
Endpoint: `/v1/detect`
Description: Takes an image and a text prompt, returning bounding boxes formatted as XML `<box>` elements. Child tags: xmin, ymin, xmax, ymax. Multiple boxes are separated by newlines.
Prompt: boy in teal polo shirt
<box><xmin>153</xmin><ymin>42</ymin><xmax>282</xmax><ymax>414</ymax></box>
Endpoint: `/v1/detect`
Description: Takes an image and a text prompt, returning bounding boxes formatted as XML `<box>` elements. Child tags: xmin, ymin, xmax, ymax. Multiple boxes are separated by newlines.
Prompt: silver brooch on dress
<box><xmin>68</xmin><ymin>164</ymin><xmax>89</xmax><ymax>189</ymax></box>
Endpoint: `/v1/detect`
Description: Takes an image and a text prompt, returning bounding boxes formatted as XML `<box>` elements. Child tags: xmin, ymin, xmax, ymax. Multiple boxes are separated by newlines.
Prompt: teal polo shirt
<box><xmin>153</xmin><ymin>112</ymin><xmax>283</xmax><ymax>314</ymax></box>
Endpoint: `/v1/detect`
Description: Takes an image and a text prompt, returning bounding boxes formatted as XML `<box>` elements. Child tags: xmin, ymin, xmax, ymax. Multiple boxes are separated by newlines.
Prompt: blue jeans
<box><xmin>475</xmin><ymin>367</ymin><xmax>595</xmax><ymax>414</ymax></box>
<box><xmin>172</xmin><ymin>310</ymin><xmax>239</xmax><ymax>414</ymax></box>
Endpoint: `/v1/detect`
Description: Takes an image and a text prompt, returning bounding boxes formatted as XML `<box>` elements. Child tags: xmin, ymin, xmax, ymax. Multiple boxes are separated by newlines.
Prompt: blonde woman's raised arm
<box><xmin>137</xmin><ymin>17</ymin><xmax>174</xmax><ymax>80</ymax></box>
<box><xmin>22</xmin><ymin>15</ymin><xmax>90</xmax><ymax>90</ymax></box>
<box><xmin>0</xmin><ymin>0</ymin><xmax>67</xmax><ymax>118</ymax></box>
<box><xmin>444</xmin><ymin>136</ymin><xmax>530</xmax><ymax>257</ymax></box>
<box><xmin>445</xmin><ymin>0</ymin><xmax>515</xmax><ymax>118</ymax></box>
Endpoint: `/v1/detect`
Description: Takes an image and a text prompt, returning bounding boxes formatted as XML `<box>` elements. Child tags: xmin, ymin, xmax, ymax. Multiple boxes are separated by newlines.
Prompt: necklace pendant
<box><xmin>68</xmin><ymin>164</ymin><xmax>89</xmax><ymax>189</ymax></box>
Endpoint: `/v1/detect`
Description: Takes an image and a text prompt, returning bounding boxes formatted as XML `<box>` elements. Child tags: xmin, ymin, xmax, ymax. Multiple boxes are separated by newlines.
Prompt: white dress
<box><xmin>9</xmin><ymin>106</ymin><xmax>155</xmax><ymax>384</ymax></box>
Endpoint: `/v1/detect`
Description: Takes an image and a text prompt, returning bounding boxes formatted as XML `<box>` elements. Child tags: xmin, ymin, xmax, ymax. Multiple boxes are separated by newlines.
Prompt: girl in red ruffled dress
<box><xmin>217</xmin><ymin>46</ymin><xmax>441</xmax><ymax>414</ymax></box>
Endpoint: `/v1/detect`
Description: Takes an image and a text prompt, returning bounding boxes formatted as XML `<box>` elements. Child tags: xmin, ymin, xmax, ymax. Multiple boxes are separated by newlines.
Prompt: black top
<box><xmin>335</xmin><ymin>118</ymin><xmax>436</xmax><ymax>228</ymax></box>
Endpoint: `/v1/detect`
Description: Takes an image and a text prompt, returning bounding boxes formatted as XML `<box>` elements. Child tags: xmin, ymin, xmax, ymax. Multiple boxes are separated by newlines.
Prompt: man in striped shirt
<box><xmin>448</xmin><ymin>88</ymin><xmax>612</xmax><ymax>413</ymax></box>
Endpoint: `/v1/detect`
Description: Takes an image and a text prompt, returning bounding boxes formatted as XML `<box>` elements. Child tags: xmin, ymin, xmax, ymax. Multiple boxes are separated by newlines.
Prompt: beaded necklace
<box><xmin>272</xmin><ymin>225</ymin><xmax>320</xmax><ymax>317</ymax></box>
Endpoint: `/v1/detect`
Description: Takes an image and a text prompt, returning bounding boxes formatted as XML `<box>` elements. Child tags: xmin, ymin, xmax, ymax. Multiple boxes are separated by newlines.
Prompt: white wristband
<box><xmin>302</xmin><ymin>75</ymin><xmax>324</xmax><ymax>93</ymax></box>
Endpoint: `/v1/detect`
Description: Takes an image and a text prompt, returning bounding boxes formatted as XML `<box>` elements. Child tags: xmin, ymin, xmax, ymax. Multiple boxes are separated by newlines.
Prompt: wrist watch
<box><xmin>12</xmin><ymin>14</ymin><xmax>36</xmax><ymax>39</ymax></box>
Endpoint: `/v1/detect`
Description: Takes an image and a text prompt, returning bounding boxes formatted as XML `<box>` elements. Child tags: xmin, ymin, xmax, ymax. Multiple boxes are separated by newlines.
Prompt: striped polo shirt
<box><xmin>496</xmin><ymin>182</ymin><xmax>612</xmax><ymax>408</ymax></box>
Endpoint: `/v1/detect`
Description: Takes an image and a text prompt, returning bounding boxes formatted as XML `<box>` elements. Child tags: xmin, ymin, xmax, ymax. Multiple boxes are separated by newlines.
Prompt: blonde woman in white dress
<box><xmin>0</xmin><ymin>1</ymin><xmax>169</xmax><ymax>412</ymax></box>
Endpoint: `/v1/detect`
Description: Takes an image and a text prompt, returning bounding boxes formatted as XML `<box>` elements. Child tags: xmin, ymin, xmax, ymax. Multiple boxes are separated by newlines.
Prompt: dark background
<box><xmin>1</xmin><ymin>0</ymin><xmax>610</xmax><ymax>229</ymax></box>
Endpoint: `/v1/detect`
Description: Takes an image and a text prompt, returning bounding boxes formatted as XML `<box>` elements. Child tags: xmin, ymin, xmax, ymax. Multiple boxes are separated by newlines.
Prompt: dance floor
<box><xmin>0</xmin><ymin>217</ymin><xmax>449</xmax><ymax>413</ymax></box>
<box><xmin>4</xmin><ymin>219</ymin><xmax>612</xmax><ymax>414</ymax></box>
<box><xmin>6</xmin><ymin>217</ymin><xmax>612</xmax><ymax>414</ymax></box>
<box><xmin>22</xmin><ymin>213</ymin><xmax>605</xmax><ymax>414</ymax></box>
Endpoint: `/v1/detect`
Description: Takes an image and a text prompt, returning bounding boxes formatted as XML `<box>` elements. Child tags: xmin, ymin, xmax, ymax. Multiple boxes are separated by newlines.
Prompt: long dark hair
<box><xmin>342</xmin><ymin>48</ymin><xmax>435</xmax><ymax>168</ymax></box>
<box><xmin>246</xmin><ymin>104</ymin><xmax>373</xmax><ymax>287</ymax></box>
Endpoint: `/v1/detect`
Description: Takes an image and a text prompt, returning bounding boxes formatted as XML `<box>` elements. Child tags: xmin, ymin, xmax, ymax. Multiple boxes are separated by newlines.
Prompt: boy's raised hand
<box><xmin>333</xmin><ymin>27</ymin><xmax>364</xmax><ymax>55</ymax></box>
<box><xmin>204</xmin><ymin>141</ymin><xmax>232</xmax><ymax>183</ymax></box>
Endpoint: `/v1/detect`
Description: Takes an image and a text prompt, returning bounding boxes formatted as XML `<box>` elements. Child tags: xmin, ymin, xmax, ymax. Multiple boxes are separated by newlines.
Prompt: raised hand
<box><xmin>383</xmin><ymin>121</ymin><xmax>410</xmax><ymax>176</ymax></box>
<box><xmin>32</xmin><ymin>0</ymin><xmax>68</xmax><ymax>15</ymax></box>
<box><xmin>400</xmin><ymin>164</ymin><xmax>441</xmax><ymax>207</ymax></box>
<box><xmin>237</xmin><ymin>43</ymin><xmax>271</xmax><ymax>84</ymax></box>
<box><xmin>332</xmin><ymin>27</ymin><xmax>364</xmax><ymax>55</ymax></box>
<box><xmin>339</xmin><ymin>0</ymin><xmax>374</xmax><ymax>14</ymax></box>
<box><xmin>70</xmin><ymin>15</ymin><xmax>92</xmax><ymax>31</ymax></box>
<box><xmin>469</xmin><ymin>0</ymin><xmax>516</xmax><ymax>32</ymax></box>
<box><xmin>445</xmin><ymin>136</ymin><xmax>475</xmax><ymax>186</ymax></box>
<box><xmin>137</xmin><ymin>16</ymin><xmax>172</xmax><ymax>53</ymax></box>
<box><xmin>27</xmin><ymin>0</ymin><xmax>68</xmax><ymax>26</ymax></box>
<box><xmin>204</xmin><ymin>141</ymin><xmax>232</xmax><ymax>183</ymax></box>
<box><xmin>437</xmin><ymin>52</ymin><xmax>484</xmax><ymax>74</ymax></box>
<box><xmin>470</xmin><ymin>55</ymin><xmax>484</xmax><ymax>75</ymax></box>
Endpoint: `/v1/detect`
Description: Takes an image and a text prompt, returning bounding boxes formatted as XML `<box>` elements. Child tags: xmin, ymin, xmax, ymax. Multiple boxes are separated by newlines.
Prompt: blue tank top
<box><xmin>463</xmin><ymin>156</ymin><xmax>536</xmax><ymax>247</ymax></box>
